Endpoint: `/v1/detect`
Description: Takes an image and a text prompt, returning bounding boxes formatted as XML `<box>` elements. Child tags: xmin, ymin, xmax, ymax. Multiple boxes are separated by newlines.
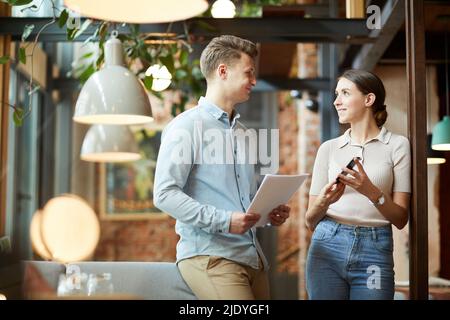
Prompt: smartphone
<box><xmin>336</xmin><ymin>157</ymin><xmax>361</xmax><ymax>183</ymax></box>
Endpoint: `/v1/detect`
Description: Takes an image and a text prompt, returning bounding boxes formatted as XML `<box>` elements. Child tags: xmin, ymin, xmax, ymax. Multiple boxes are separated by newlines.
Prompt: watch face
<box><xmin>379</xmin><ymin>195</ymin><xmax>385</xmax><ymax>205</ymax></box>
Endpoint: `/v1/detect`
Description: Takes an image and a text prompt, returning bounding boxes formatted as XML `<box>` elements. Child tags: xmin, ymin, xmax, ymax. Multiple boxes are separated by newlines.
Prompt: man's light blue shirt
<box><xmin>154</xmin><ymin>97</ymin><xmax>268</xmax><ymax>269</ymax></box>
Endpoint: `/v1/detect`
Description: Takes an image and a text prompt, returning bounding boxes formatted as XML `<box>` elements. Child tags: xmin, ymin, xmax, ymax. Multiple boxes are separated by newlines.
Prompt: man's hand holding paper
<box><xmin>268</xmin><ymin>204</ymin><xmax>291</xmax><ymax>226</ymax></box>
<box><xmin>246</xmin><ymin>174</ymin><xmax>309</xmax><ymax>227</ymax></box>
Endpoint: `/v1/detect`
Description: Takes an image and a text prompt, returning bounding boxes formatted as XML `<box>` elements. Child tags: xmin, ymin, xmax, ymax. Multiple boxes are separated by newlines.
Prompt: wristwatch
<box><xmin>371</xmin><ymin>191</ymin><xmax>385</xmax><ymax>206</ymax></box>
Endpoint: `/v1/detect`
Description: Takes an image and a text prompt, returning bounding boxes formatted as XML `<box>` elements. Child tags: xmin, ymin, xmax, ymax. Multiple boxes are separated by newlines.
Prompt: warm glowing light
<box><xmin>40</xmin><ymin>195</ymin><xmax>100</xmax><ymax>263</ymax></box>
<box><xmin>80</xmin><ymin>125</ymin><xmax>142</xmax><ymax>163</ymax></box>
<box><xmin>145</xmin><ymin>64</ymin><xmax>172</xmax><ymax>92</ymax></box>
<box><xmin>427</xmin><ymin>157</ymin><xmax>446</xmax><ymax>165</ymax></box>
<box><xmin>64</xmin><ymin>0</ymin><xmax>208</xmax><ymax>23</ymax></box>
<box><xmin>211</xmin><ymin>0</ymin><xmax>236</xmax><ymax>18</ymax></box>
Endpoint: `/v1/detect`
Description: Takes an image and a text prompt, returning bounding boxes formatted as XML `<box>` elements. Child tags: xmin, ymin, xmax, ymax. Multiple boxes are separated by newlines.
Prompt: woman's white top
<box><xmin>310</xmin><ymin>127</ymin><xmax>411</xmax><ymax>227</ymax></box>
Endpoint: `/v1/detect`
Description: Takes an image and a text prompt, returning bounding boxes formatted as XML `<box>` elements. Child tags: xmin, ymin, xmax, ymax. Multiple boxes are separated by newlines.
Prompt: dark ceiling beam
<box><xmin>380</xmin><ymin>31</ymin><xmax>450</xmax><ymax>64</ymax></box>
<box><xmin>0</xmin><ymin>17</ymin><xmax>372</xmax><ymax>43</ymax></box>
<box><xmin>351</xmin><ymin>0</ymin><xmax>405</xmax><ymax>70</ymax></box>
<box><xmin>259</xmin><ymin>3</ymin><xmax>331</xmax><ymax>17</ymax></box>
<box><xmin>52</xmin><ymin>76</ymin><xmax>330</xmax><ymax>92</ymax></box>
<box><xmin>254</xmin><ymin>77</ymin><xmax>330</xmax><ymax>92</ymax></box>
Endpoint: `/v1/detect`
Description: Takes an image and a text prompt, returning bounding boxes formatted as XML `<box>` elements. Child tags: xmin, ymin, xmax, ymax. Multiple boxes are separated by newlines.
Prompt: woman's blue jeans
<box><xmin>306</xmin><ymin>218</ymin><xmax>395</xmax><ymax>300</ymax></box>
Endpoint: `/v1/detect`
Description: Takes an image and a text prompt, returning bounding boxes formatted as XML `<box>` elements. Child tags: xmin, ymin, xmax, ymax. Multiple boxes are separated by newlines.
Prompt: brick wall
<box><xmin>276</xmin><ymin>92</ymin><xmax>300</xmax><ymax>273</ymax></box>
<box><xmin>91</xmin><ymin>162</ymin><xmax>179</xmax><ymax>262</ymax></box>
<box><xmin>94</xmin><ymin>218</ymin><xmax>178</xmax><ymax>261</ymax></box>
<box><xmin>297</xmin><ymin>43</ymin><xmax>320</xmax><ymax>299</ymax></box>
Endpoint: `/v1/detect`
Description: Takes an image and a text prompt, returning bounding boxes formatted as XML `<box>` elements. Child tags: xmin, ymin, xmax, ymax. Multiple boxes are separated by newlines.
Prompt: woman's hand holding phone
<box><xmin>337</xmin><ymin>158</ymin><xmax>381</xmax><ymax>201</ymax></box>
<box><xmin>318</xmin><ymin>180</ymin><xmax>346</xmax><ymax>208</ymax></box>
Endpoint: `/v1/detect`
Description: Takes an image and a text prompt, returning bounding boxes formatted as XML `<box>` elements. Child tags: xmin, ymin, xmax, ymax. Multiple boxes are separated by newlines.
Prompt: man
<box><xmin>154</xmin><ymin>35</ymin><xmax>290</xmax><ymax>300</ymax></box>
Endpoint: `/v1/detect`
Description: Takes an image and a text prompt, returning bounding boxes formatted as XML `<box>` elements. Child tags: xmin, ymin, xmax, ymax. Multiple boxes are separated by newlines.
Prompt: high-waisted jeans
<box><xmin>306</xmin><ymin>217</ymin><xmax>395</xmax><ymax>300</ymax></box>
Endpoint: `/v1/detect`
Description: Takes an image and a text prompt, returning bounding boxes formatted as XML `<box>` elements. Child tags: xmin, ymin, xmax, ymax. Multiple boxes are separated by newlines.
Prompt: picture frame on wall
<box><xmin>98</xmin><ymin>127</ymin><xmax>168</xmax><ymax>221</ymax></box>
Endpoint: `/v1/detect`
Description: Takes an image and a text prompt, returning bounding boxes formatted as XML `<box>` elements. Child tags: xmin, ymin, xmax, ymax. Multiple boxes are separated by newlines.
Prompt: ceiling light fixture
<box><xmin>80</xmin><ymin>124</ymin><xmax>141</xmax><ymax>162</ymax></box>
<box><xmin>73</xmin><ymin>31</ymin><xmax>153</xmax><ymax>125</ymax></box>
<box><xmin>64</xmin><ymin>0</ymin><xmax>209</xmax><ymax>23</ymax></box>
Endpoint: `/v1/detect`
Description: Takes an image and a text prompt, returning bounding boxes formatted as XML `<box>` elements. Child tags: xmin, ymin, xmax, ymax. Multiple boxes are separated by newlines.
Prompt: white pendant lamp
<box><xmin>73</xmin><ymin>32</ymin><xmax>153</xmax><ymax>125</ymax></box>
<box><xmin>64</xmin><ymin>0</ymin><xmax>208</xmax><ymax>23</ymax></box>
<box><xmin>81</xmin><ymin>124</ymin><xmax>141</xmax><ymax>162</ymax></box>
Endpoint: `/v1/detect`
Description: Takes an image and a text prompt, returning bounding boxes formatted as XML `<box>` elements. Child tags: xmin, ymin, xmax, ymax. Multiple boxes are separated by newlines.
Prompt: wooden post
<box><xmin>405</xmin><ymin>0</ymin><xmax>429</xmax><ymax>300</ymax></box>
<box><xmin>0</xmin><ymin>3</ymin><xmax>11</xmax><ymax>237</ymax></box>
<box><xmin>346</xmin><ymin>0</ymin><xmax>365</xmax><ymax>19</ymax></box>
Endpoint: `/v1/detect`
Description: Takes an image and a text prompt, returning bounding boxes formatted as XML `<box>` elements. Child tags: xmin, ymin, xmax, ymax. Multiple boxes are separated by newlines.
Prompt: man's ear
<box><xmin>365</xmin><ymin>93</ymin><xmax>376</xmax><ymax>107</ymax></box>
<box><xmin>217</xmin><ymin>63</ymin><xmax>227</xmax><ymax>79</ymax></box>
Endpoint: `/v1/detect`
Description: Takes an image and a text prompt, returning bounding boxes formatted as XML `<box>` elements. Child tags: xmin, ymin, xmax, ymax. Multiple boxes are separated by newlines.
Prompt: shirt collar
<box><xmin>337</xmin><ymin>126</ymin><xmax>392</xmax><ymax>148</ymax></box>
<box><xmin>198</xmin><ymin>96</ymin><xmax>241</xmax><ymax>123</ymax></box>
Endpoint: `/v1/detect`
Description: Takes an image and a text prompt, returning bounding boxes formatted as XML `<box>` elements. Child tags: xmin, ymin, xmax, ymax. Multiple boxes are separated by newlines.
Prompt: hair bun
<box><xmin>375</xmin><ymin>106</ymin><xmax>388</xmax><ymax>127</ymax></box>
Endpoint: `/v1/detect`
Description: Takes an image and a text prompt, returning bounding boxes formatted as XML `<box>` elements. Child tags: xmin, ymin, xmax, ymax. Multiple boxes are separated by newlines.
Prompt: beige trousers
<box><xmin>178</xmin><ymin>255</ymin><xmax>270</xmax><ymax>300</ymax></box>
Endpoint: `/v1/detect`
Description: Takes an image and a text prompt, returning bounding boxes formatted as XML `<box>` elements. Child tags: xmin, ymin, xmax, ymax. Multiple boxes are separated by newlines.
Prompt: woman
<box><xmin>305</xmin><ymin>69</ymin><xmax>411</xmax><ymax>300</ymax></box>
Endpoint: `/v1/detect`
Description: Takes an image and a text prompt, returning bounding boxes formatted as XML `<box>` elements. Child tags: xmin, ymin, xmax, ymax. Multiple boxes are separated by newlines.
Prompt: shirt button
<box><xmin>237</xmin><ymin>174</ymin><xmax>240</xmax><ymax>178</ymax></box>
<box><xmin>241</xmin><ymin>197</ymin><xmax>244</xmax><ymax>201</ymax></box>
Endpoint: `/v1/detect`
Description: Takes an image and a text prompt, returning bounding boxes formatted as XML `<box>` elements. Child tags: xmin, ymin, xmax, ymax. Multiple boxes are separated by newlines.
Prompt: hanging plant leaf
<box><xmin>13</xmin><ymin>107</ymin><xmax>24</xmax><ymax>127</ymax></box>
<box><xmin>159</xmin><ymin>55</ymin><xmax>174</xmax><ymax>75</ymax></box>
<box><xmin>72</xmin><ymin>19</ymin><xmax>93</xmax><ymax>40</ymax></box>
<box><xmin>191</xmin><ymin>65</ymin><xmax>203</xmax><ymax>80</ymax></box>
<box><xmin>66</xmin><ymin>27</ymin><xmax>77</xmax><ymax>41</ymax></box>
<box><xmin>21</xmin><ymin>24</ymin><xmax>34</xmax><ymax>42</ymax></box>
<box><xmin>125</xmin><ymin>46</ymin><xmax>135</xmax><ymax>57</ymax></box>
<box><xmin>6</xmin><ymin>0</ymin><xmax>33</xmax><ymax>6</ymax></box>
<box><xmin>0</xmin><ymin>55</ymin><xmax>10</xmax><ymax>64</ymax></box>
<box><xmin>78</xmin><ymin>63</ymin><xmax>96</xmax><ymax>83</ymax></box>
<box><xmin>95</xmin><ymin>51</ymin><xmax>104</xmax><ymax>69</ymax></box>
<box><xmin>152</xmin><ymin>91</ymin><xmax>163</xmax><ymax>100</ymax></box>
<box><xmin>143</xmin><ymin>75</ymin><xmax>153</xmax><ymax>91</ymax></box>
<box><xmin>79</xmin><ymin>52</ymin><xmax>94</xmax><ymax>60</ymax></box>
<box><xmin>130</xmin><ymin>24</ymin><xmax>140</xmax><ymax>37</ymax></box>
<box><xmin>117</xmin><ymin>34</ymin><xmax>132</xmax><ymax>43</ymax></box>
<box><xmin>19</xmin><ymin>47</ymin><xmax>26</xmax><ymax>65</ymax></box>
<box><xmin>175</xmin><ymin>69</ymin><xmax>188</xmax><ymax>80</ymax></box>
<box><xmin>82</xmin><ymin>23</ymin><xmax>101</xmax><ymax>45</ymax></box>
<box><xmin>58</xmin><ymin>9</ymin><xmax>69</xmax><ymax>28</ymax></box>
<box><xmin>179</xmin><ymin>50</ymin><xmax>189</xmax><ymax>66</ymax></box>
<box><xmin>97</xmin><ymin>22</ymin><xmax>108</xmax><ymax>50</ymax></box>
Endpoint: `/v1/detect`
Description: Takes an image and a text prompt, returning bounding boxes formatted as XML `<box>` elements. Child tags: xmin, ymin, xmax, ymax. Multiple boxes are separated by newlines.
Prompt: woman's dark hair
<box><xmin>339</xmin><ymin>69</ymin><xmax>388</xmax><ymax>127</ymax></box>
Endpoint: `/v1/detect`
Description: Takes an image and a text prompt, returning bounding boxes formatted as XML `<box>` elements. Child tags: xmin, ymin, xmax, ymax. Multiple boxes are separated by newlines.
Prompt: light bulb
<box><xmin>211</xmin><ymin>0</ymin><xmax>236</xmax><ymax>18</ymax></box>
<box><xmin>145</xmin><ymin>64</ymin><xmax>172</xmax><ymax>92</ymax></box>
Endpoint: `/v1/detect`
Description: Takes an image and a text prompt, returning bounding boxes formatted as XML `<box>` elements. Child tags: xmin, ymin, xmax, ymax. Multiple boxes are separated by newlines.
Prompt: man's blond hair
<box><xmin>200</xmin><ymin>35</ymin><xmax>258</xmax><ymax>80</ymax></box>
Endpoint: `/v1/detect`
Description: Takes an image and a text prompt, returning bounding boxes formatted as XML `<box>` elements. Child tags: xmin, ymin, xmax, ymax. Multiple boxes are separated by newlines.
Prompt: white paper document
<box><xmin>247</xmin><ymin>174</ymin><xmax>310</xmax><ymax>227</ymax></box>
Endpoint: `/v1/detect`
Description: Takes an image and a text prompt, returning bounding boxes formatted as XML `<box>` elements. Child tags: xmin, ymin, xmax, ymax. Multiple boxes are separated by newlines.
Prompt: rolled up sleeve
<box><xmin>309</xmin><ymin>141</ymin><xmax>331</xmax><ymax>196</ymax></box>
